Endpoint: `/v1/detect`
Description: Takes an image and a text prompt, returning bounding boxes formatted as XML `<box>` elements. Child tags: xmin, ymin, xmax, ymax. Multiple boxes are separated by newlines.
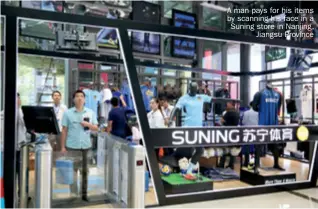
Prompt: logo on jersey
<box><xmin>197</xmin><ymin>96</ymin><xmax>202</xmax><ymax>101</ymax></box>
<box><xmin>297</xmin><ymin>125</ymin><xmax>309</xmax><ymax>142</ymax></box>
<box><xmin>146</xmin><ymin>90</ymin><xmax>153</xmax><ymax>97</ymax></box>
<box><xmin>265</xmin><ymin>98</ymin><xmax>279</xmax><ymax>103</ymax></box>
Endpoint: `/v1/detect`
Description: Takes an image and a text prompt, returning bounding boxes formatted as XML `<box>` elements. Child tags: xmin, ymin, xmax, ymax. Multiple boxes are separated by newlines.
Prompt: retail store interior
<box><xmin>1</xmin><ymin>1</ymin><xmax>318</xmax><ymax>208</ymax></box>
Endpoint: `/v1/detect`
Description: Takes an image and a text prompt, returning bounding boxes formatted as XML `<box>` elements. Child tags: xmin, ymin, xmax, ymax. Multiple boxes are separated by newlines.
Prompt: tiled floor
<box><xmin>158</xmin><ymin>188</ymin><xmax>318</xmax><ymax>208</ymax></box>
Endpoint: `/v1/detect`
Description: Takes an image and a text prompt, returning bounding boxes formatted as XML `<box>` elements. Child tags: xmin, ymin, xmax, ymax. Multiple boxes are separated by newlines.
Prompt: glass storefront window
<box><xmin>227</xmin><ymin>44</ymin><xmax>240</xmax><ymax>99</ymax></box>
<box><xmin>249</xmin><ymin>45</ymin><xmax>264</xmax><ymax>100</ymax></box>
<box><xmin>163</xmin><ymin>1</ymin><xmax>192</xmax><ymax>18</ymax></box>
<box><xmin>203</xmin><ymin>7</ymin><xmax>222</xmax><ymax>29</ymax></box>
<box><xmin>202</xmin><ymin>41</ymin><xmax>222</xmax><ymax>80</ymax></box>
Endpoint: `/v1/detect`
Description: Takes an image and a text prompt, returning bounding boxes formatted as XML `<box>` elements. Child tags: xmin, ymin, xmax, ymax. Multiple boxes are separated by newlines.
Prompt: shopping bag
<box><xmin>56</xmin><ymin>158</ymin><xmax>74</xmax><ymax>185</ymax></box>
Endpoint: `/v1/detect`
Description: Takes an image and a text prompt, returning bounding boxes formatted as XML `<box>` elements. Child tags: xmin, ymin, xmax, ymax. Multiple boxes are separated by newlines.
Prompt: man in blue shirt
<box><xmin>107</xmin><ymin>97</ymin><xmax>127</xmax><ymax>139</ymax></box>
<box><xmin>141</xmin><ymin>77</ymin><xmax>156</xmax><ymax>112</ymax></box>
<box><xmin>61</xmin><ymin>90</ymin><xmax>98</xmax><ymax>201</ymax></box>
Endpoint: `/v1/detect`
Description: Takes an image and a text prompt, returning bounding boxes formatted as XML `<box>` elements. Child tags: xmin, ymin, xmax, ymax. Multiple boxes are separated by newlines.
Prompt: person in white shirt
<box><xmin>242</xmin><ymin>101</ymin><xmax>259</xmax><ymax>168</ymax></box>
<box><xmin>242</xmin><ymin>101</ymin><xmax>259</xmax><ymax>126</ymax></box>
<box><xmin>50</xmin><ymin>90</ymin><xmax>67</xmax><ymax>150</ymax></box>
<box><xmin>147</xmin><ymin>98</ymin><xmax>166</xmax><ymax>128</ymax></box>
<box><xmin>159</xmin><ymin>96</ymin><xmax>174</xmax><ymax>119</ymax></box>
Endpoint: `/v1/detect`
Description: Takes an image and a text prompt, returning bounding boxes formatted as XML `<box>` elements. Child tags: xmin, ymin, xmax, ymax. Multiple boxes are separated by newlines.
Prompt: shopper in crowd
<box><xmin>242</xmin><ymin>101</ymin><xmax>259</xmax><ymax>167</ymax></box>
<box><xmin>49</xmin><ymin>90</ymin><xmax>67</xmax><ymax>150</ymax></box>
<box><xmin>107</xmin><ymin>97</ymin><xmax>127</xmax><ymax>139</ymax></box>
<box><xmin>198</xmin><ymin>81</ymin><xmax>211</xmax><ymax>96</ymax></box>
<box><xmin>242</xmin><ymin>101</ymin><xmax>258</xmax><ymax>126</ymax></box>
<box><xmin>147</xmin><ymin>98</ymin><xmax>166</xmax><ymax>128</ymax></box>
<box><xmin>60</xmin><ymin>89</ymin><xmax>98</xmax><ymax>201</ymax></box>
<box><xmin>111</xmin><ymin>86</ymin><xmax>127</xmax><ymax>108</ymax></box>
<box><xmin>219</xmin><ymin>101</ymin><xmax>240</xmax><ymax>169</ymax></box>
<box><xmin>159</xmin><ymin>96</ymin><xmax>174</xmax><ymax>119</ymax></box>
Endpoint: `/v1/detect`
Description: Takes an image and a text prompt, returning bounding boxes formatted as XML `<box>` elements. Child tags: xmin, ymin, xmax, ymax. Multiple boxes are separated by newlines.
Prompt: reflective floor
<box><xmin>159</xmin><ymin>188</ymin><xmax>318</xmax><ymax>208</ymax></box>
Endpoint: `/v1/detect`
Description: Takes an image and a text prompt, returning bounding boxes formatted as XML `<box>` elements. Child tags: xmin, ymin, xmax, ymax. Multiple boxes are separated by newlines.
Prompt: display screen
<box><xmin>287</xmin><ymin>54</ymin><xmax>313</xmax><ymax>72</ymax></box>
<box><xmin>131</xmin><ymin>1</ymin><xmax>161</xmax><ymax>55</ymax></box>
<box><xmin>20</xmin><ymin>1</ymin><xmax>63</xmax><ymax>40</ymax></box>
<box><xmin>95</xmin><ymin>12</ymin><xmax>118</xmax><ymax>49</ymax></box>
<box><xmin>265</xmin><ymin>46</ymin><xmax>287</xmax><ymax>62</ymax></box>
<box><xmin>172</xmin><ymin>10</ymin><xmax>197</xmax><ymax>59</ymax></box>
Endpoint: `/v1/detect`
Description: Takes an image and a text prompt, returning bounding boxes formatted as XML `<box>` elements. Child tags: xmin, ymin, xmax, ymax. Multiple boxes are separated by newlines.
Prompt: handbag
<box><xmin>56</xmin><ymin>157</ymin><xmax>74</xmax><ymax>185</ymax></box>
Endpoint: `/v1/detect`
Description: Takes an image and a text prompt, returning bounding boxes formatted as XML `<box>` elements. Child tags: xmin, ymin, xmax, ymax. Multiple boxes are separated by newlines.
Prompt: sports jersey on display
<box><xmin>83</xmin><ymin>89</ymin><xmax>100</xmax><ymax>115</ymax></box>
<box><xmin>121</xmin><ymin>83</ymin><xmax>134</xmax><ymax>110</ymax></box>
<box><xmin>176</xmin><ymin>94</ymin><xmax>212</xmax><ymax>127</ymax></box>
<box><xmin>300</xmin><ymin>87</ymin><xmax>318</xmax><ymax>119</ymax></box>
<box><xmin>141</xmin><ymin>85</ymin><xmax>156</xmax><ymax>112</ymax></box>
<box><xmin>253</xmin><ymin>87</ymin><xmax>281</xmax><ymax>125</ymax></box>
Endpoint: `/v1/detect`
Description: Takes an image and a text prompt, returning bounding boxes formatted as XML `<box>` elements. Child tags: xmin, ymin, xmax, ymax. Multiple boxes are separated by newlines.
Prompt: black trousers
<box><xmin>66</xmin><ymin>148</ymin><xmax>89</xmax><ymax>198</ymax></box>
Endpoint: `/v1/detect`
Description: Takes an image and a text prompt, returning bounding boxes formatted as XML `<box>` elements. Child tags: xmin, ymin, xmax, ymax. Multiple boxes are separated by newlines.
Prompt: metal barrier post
<box><xmin>128</xmin><ymin>145</ymin><xmax>145</xmax><ymax>208</ymax></box>
<box><xmin>34</xmin><ymin>141</ymin><xmax>52</xmax><ymax>208</ymax></box>
<box><xmin>19</xmin><ymin>144</ymin><xmax>29</xmax><ymax>208</ymax></box>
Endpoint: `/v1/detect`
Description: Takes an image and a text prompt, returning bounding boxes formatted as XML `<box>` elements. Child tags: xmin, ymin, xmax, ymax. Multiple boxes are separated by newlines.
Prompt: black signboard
<box><xmin>151</xmin><ymin>125</ymin><xmax>317</xmax><ymax>147</ymax></box>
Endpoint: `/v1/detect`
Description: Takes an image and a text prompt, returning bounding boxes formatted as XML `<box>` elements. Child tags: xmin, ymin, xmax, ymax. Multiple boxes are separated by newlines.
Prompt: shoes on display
<box><xmin>247</xmin><ymin>162</ymin><xmax>255</xmax><ymax>170</ymax></box>
<box><xmin>183</xmin><ymin>173</ymin><xmax>197</xmax><ymax>181</ymax></box>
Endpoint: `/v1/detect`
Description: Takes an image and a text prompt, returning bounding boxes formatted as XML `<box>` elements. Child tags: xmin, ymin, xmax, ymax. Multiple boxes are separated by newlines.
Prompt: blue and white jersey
<box><xmin>121</xmin><ymin>83</ymin><xmax>134</xmax><ymax>110</ymax></box>
<box><xmin>175</xmin><ymin>94</ymin><xmax>212</xmax><ymax>127</ymax></box>
<box><xmin>141</xmin><ymin>85</ymin><xmax>156</xmax><ymax>112</ymax></box>
<box><xmin>83</xmin><ymin>89</ymin><xmax>100</xmax><ymax>115</ymax></box>
<box><xmin>253</xmin><ymin>88</ymin><xmax>281</xmax><ymax>126</ymax></box>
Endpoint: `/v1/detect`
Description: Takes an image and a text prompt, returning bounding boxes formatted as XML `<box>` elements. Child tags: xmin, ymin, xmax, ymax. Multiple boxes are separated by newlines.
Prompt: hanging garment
<box><xmin>100</xmin><ymin>88</ymin><xmax>112</xmax><ymax>120</ymax></box>
<box><xmin>83</xmin><ymin>89</ymin><xmax>100</xmax><ymax>115</ymax></box>
<box><xmin>253</xmin><ymin>87</ymin><xmax>281</xmax><ymax>126</ymax></box>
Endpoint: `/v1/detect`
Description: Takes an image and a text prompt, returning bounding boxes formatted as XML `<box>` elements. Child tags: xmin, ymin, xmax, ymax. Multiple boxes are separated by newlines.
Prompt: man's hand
<box><xmin>61</xmin><ymin>147</ymin><xmax>67</xmax><ymax>154</ymax></box>
<box><xmin>80</xmin><ymin>121</ymin><xmax>91</xmax><ymax>128</ymax></box>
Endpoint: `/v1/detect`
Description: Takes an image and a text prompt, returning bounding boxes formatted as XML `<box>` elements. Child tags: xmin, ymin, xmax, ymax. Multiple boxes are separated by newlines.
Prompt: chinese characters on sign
<box><xmin>242</xmin><ymin>128</ymin><xmax>294</xmax><ymax>143</ymax></box>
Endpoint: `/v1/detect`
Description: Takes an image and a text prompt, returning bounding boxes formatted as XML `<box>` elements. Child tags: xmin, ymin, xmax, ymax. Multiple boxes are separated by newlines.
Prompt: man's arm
<box><xmin>107</xmin><ymin>121</ymin><xmax>113</xmax><ymax>133</ymax></box>
<box><xmin>60</xmin><ymin>126</ymin><xmax>68</xmax><ymax>151</ymax></box>
<box><xmin>120</xmin><ymin>95</ymin><xmax>127</xmax><ymax>107</ymax></box>
<box><xmin>60</xmin><ymin>112</ymin><xmax>69</xmax><ymax>152</ymax></box>
<box><xmin>89</xmin><ymin>112</ymin><xmax>99</xmax><ymax>131</ymax></box>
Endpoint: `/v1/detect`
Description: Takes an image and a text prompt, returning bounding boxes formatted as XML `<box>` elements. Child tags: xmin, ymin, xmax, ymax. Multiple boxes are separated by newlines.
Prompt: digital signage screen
<box><xmin>85</xmin><ymin>12</ymin><xmax>118</xmax><ymax>49</ymax></box>
<box><xmin>172</xmin><ymin>10</ymin><xmax>197</xmax><ymax>59</ymax></box>
<box><xmin>85</xmin><ymin>9</ymin><xmax>119</xmax><ymax>49</ymax></box>
<box><xmin>20</xmin><ymin>0</ymin><xmax>63</xmax><ymax>40</ymax></box>
<box><xmin>131</xmin><ymin>1</ymin><xmax>161</xmax><ymax>55</ymax></box>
